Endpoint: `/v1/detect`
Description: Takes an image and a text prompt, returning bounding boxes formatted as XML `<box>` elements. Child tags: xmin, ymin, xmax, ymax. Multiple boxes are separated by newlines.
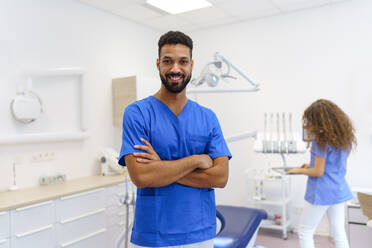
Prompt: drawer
<box><xmin>349</xmin><ymin>223</ymin><xmax>372</xmax><ymax>247</ymax></box>
<box><xmin>348</xmin><ymin>207</ymin><xmax>369</xmax><ymax>224</ymax></box>
<box><xmin>12</xmin><ymin>224</ymin><xmax>54</xmax><ymax>248</ymax></box>
<box><xmin>107</xmin><ymin>224</ymin><xmax>125</xmax><ymax>248</ymax></box>
<box><xmin>59</xmin><ymin>228</ymin><xmax>106</xmax><ymax>248</ymax></box>
<box><xmin>11</xmin><ymin>201</ymin><xmax>54</xmax><ymax>235</ymax></box>
<box><xmin>106</xmin><ymin>193</ymin><xmax>124</xmax><ymax>208</ymax></box>
<box><xmin>0</xmin><ymin>212</ymin><xmax>10</xmax><ymax>239</ymax></box>
<box><xmin>57</xmin><ymin>208</ymin><xmax>106</xmax><ymax>244</ymax></box>
<box><xmin>0</xmin><ymin>239</ymin><xmax>9</xmax><ymax>248</ymax></box>
<box><xmin>56</xmin><ymin>188</ymin><xmax>105</xmax><ymax>221</ymax></box>
<box><xmin>106</xmin><ymin>184</ymin><xmax>125</xmax><ymax>196</ymax></box>
<box><xmin>107</xmin><ymin>207</ymin><xmax>126</xmax><ymax>228</ymax></box>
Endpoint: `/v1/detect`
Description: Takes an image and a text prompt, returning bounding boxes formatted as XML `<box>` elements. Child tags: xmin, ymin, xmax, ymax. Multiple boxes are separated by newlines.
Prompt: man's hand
<box><xmin>195</xmin><ymin>154</ymin><xmax>213</xmax><ymax>169</ymax></box>
<box><xmin>133</xmin><ymin>138</ymin><xmax>161</xmax><ymax>163</ymax></box>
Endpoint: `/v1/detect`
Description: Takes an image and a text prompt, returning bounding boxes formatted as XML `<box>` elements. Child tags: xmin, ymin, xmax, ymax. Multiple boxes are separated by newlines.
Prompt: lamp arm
<box><xmin>215</xmin><ymin>52</ymin><xmax>259</xmax><ymax>88</ymax></box>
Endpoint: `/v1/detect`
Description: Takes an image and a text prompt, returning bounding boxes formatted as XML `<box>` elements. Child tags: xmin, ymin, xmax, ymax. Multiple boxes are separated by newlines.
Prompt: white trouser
<box><xmin>129</xmin><ymin>239</ymin><xmax>214</xmax><ymax>248</ymax></box>
<box><xmin>299</xmin><ymin>201</ymin><xmax>349</xmax><ymax>248</ymax></box>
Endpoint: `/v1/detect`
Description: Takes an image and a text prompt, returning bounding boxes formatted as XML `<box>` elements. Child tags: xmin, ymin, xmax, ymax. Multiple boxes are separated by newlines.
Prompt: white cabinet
<box><xmin>11</xmin><ymin>225</ymin><xmax>54</xmax><ymax>248</ymax></box>
<box><xmin>0</xmin><ymin>212</ymin><xmax>10</xmax><ymax>240</ymax></box>
<box><xmin>106</xmin><ymin>184</ymin><xmax>127</xmax><ymax>248</ymax></box>
<box><xmin>347</xmin><ymin>203</ymin><xmax>372</xmax><ymax>248</ymax></box>
<box><xmin>56</xmin><ymin>188</ymin><xmax>105</xmax><ymax>221</ymax></box>
<box><xmin>0</xmin><ymin>239</ymin><xmax>10</xmax><ymax>248</ymax></box>
<box><xmin>60</xmin><ymin>229</ymin><xmax>106</xmax><ymax>248</ymax></box>
<box><xmin>10</xmin><ymin>201</ymin><xmax>55</xmax><ymax>248</ymax></box>
<box><xmin>1</xmin><ymin>179</ymin><xmax>134</xmax><ymax>248</ymax></box>
<box><xmin>11</xmin><ymin>201</ymin><xmax>54</xmax><ymax>235</ymax></box>
<box><xmin>56</xmin><ymin>189</ymin><xmax>107</xmax><ymax>248</ymax></box>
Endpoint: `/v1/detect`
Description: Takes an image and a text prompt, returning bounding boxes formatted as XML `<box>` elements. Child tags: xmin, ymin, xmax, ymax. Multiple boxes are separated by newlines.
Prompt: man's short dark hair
<box><xmin>158</xmin><ymin>31</ymin><xmax>193</xmax><ymax>58</ymax></box>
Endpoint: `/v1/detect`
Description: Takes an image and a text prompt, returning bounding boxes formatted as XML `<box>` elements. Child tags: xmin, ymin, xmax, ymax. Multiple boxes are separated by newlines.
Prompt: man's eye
<box><xmin>163</xmin><ymin>60</ymin><xmax>171</xmax><ymax>64</ymax></box>
<box><xmin>180</xmin><ymin>60</ymin><xmax>189</xmax><ymax>65</ymax></box>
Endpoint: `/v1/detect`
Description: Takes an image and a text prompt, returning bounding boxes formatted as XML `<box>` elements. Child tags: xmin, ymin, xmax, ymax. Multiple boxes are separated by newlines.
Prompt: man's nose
<box><xmin>170</xmin><ymin>63</ymin><xmax>182</xmax><ymax>73</ymax></box>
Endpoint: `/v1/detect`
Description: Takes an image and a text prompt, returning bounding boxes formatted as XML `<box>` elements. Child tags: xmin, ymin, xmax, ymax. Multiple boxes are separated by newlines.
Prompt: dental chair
<box><xmin>116</xmin><ymin>205</ymin><xmax>267</xmax><ymax>248</ymax></box>
<box><xmin>214</xmin><ymin>205</ymin><xmax>267</xmax><ymax>248</ymax></box>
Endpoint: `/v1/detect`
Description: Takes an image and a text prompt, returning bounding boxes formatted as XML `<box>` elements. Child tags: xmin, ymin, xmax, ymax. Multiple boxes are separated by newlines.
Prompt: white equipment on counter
<box><xmin>99</xmin><ymin>147</ymin><xmax>124</xmax><ymax>176</ymax></box>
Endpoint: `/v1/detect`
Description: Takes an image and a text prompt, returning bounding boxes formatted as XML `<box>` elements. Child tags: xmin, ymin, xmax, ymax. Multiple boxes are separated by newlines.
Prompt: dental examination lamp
<box><xmin>190</xmin><ymin>52</ymin><xmax>260</xmax><ymax>93</ymax></box>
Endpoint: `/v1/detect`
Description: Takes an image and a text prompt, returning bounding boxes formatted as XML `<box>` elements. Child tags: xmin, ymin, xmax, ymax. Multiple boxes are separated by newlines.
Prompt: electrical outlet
<box><xmin>31</xmin><ymin>152</ymin><xmax>56</xmax><ymax>162</ymax></box>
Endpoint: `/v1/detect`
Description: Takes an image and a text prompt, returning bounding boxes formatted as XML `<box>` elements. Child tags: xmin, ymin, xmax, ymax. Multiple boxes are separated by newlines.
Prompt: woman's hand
<box><xmin>286</xmin><ymin>168</ymin><xmax>302</xmax><ymax>174</ymax></box>
<box><xmin>301</xmin><ymin>163</ymin><xmax>309</xmax><ymax>169</ymax></box>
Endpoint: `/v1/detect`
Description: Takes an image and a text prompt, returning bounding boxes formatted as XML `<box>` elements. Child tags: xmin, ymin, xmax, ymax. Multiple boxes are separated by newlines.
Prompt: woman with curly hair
<box><xmin>288</xmin><ymin>99</ymin><xmax>357</xmax><ymax>248</ymax></box>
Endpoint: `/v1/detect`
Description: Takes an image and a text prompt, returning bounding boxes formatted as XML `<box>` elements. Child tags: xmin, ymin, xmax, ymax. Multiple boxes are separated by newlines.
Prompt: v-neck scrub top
<box><xmin>119</xmin><ymin>96</ymin><xmax>232</xmax><ymax>247</ymax></box>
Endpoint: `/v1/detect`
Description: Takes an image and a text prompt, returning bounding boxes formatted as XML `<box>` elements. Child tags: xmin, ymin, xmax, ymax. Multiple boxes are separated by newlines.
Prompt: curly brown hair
<box><xmin>303</xmin><ymin>99</ymin><xmax>357</xmax><ymax>151</ymax></box>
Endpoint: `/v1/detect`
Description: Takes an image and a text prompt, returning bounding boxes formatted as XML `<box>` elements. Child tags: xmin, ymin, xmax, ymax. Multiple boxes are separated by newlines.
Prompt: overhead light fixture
<box><xmin>146</xmin><ymin>0</ymin><xmax>212</xmax><ymax>14</ymax></box>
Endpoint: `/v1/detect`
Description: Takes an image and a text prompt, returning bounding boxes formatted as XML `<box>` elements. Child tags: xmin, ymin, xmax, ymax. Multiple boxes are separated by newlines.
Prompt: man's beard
<box><xmin>160</xmin><ymin>72</ymin><xmax>192</xmax><ymax>94</ymax></box>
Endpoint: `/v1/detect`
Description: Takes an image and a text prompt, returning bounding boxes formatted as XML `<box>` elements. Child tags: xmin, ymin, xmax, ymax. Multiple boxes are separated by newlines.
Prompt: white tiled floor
<box><xmin>255</xmin><ymin>229</ymin><xmax>336</xmax><ymax>248</ymax></box>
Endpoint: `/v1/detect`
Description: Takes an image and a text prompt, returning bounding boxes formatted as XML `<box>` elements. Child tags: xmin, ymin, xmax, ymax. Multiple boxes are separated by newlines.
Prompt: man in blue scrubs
<box><xmin>118</xmin><ymin>31</ymin><xmax>231</xmax><ymax>248</ymax></box>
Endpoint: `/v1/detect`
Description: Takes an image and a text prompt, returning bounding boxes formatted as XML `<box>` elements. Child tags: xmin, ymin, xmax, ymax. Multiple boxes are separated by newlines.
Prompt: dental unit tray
<box><xmin>271</xmin><ymin>166</ymin><xmax>301</xmax><ymax>174</ymax></box>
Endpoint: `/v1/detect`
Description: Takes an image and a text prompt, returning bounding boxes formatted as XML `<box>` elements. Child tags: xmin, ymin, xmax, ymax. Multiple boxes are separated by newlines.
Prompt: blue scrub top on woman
<box><xmin>305</xmin><ymin>140</ymin><xmax>353</xmax><ymax>205</ymax></box>
<box><xmin>118</xmin><ymin>96</ymin><xmax>232</xmax><ymax>247</ymax></box>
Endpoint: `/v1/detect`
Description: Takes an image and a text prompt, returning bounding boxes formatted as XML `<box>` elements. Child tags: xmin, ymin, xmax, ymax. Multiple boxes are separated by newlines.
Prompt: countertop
<box><xmin>0</xmin><ymin>174</ymin><xmax>126</xmax><ymax>212</ymax></box>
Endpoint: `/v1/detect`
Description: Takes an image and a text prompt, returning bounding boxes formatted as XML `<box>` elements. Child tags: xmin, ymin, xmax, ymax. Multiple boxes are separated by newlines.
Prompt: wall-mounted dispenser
<box><xmin>10</xmin><ymin>77</ymin><xmax>44</xmax><ymax>123</ymax></box>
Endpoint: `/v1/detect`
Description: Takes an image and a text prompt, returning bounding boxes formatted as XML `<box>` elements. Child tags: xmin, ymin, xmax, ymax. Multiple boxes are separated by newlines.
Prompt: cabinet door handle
<box><xmin>16</xmin><ymin>224</ymin><xmax>53</xmax><ymax>238</ymax></box>
<box><xmin>60</xmin><ymin>188</ymin><xmax>104</xmax><ymax>201</ymax></box>
<box><xmin>15</xmin><ymin>201</ymin><xmax>53</xmax><ymax>212</ymax></box>
<box><xmin>0</xmin><ymin>239</ymin><xmax>7</xmax><ymax>244</ymax></box>
<box><xmin>60</xmin><ymin>208</ymin><xmax>105</xmax><ymax>224</ymax></box>
<box><xmin>60</xmin><ymin>228</ymin><xmax>106</xmax><ymax>247</ymax></box>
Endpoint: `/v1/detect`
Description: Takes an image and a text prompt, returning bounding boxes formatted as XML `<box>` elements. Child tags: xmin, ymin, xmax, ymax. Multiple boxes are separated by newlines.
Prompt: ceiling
<box><xmin>78</xmin><ymin>0</ymin><xmax>351</xmax><ymax>32</ymax></box>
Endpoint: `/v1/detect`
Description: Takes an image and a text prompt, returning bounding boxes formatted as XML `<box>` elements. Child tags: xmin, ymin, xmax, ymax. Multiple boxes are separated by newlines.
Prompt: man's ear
<box><xmin>156</xmin><ymin>58</ymin><xmax>160</xmax><ymax>70</ymax></box>
<box><xmin>191</xmin><ymin>59</ymin><xmax>194</xmax><ymax>70</ymax></box>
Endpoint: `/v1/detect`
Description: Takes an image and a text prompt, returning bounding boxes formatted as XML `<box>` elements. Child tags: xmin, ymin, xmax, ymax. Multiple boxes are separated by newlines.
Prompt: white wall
<box><xmin>190</xmin><ymin>0</ymin><xmax>372</xmax><ymax>233</ymax></box>
<box><xmin>1</xmin><ymin>0</ymin><xmax>371</xmax><ymax>237</ymax></box>
<box><xmin>0</xmin><ymin>0</ymin><xmax>160</xmax><ymax>191</ymax></box>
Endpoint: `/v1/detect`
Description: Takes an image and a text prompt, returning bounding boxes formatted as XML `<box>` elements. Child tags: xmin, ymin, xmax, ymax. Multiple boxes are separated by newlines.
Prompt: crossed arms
<box><xmin>124</xmin><ymin>138</ymin><xmax>229</xmax><ymax>189</ymax></box>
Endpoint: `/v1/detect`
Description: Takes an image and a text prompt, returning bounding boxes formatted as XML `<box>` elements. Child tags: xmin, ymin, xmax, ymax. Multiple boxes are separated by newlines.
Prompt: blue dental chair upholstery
<box><xmin>214</xmin><ymin>205</ymin><xmax>267</xmax><ymax>248</ymax></box>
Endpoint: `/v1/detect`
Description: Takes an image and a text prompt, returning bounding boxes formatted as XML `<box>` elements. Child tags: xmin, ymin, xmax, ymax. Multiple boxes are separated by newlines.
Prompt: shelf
<box><xmin>261</xmin><ymin>219</ymin><xmax>292</xmax><ymax>229</ymax></box>
<box><xmin>251</xmin><ymin>198</ymin><xmax>291</xmax><ymax>206</ymax></box>
<box><xmin>2</xmin><ymin>67</ymin><xmax>89</xmax><ymax>145</ymax></box>
<box><xmin>0</xmin><ymin>131</ymin><xmax>89</xmax><ymax>145</ymax></box>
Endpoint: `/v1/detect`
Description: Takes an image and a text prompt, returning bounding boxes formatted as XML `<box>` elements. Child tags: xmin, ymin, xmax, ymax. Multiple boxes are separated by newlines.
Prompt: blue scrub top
<box><xmin>119</xmin><ymin>96</ymin><xmax>231</xmax><ymax>247</ymax></box>
<box><xmin>305</xmin><ymin>140</ymin><xmax>353</xmax><ymax>205</ymax></box>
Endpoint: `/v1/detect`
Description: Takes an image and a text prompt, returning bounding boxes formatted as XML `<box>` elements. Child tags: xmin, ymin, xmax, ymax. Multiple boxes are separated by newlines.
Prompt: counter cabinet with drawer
<box><xmin>56</xmin><ymin>188</ymin><xmax>107</xmax><ymax>248</ymax></box>
<box><xmin>10</xmin><ymin>201</ymin><xmax>54</xmax><ymax>248</ymax></box>
<box><xmin>347</xmin><ymin>203</ymin><xmax>372</xmax><ymax>247</ymax></box>
<box><xmin>106</xmin><ymin>183</ymin><xmax>135</xmax><ymax>248</ymax></box>
<box><xmin>0</xmin><ymin>211</ymin><xmax>10</xmax><ymax>248</ymax></box>
<box><xmin>0</xmin><ymin>175</ymin><xmax>134</xmax><ymax>248</ymax></box>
